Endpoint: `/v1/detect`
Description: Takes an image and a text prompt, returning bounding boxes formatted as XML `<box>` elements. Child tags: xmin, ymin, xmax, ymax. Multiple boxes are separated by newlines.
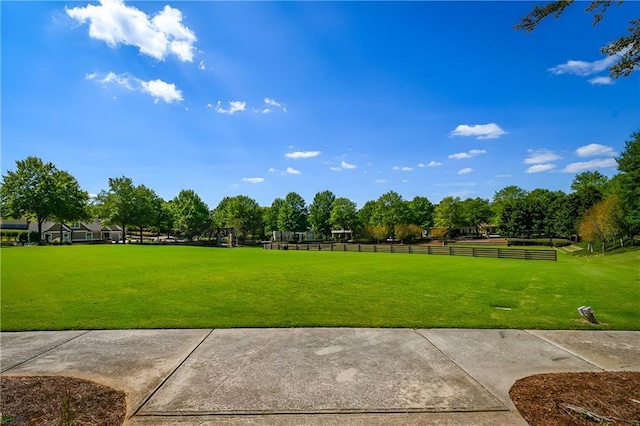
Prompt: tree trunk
<box><xmin>37</xmin><ymin>219</ymin><xmax>43</xmax><ymax>244</ymax></box>
<box><xmin>139</xmin><ymin>226</ymin><xmax>143</xmax><ymax>244</ymax></box>
<box><xmin>122</xmin><ymin>223</ymin><xmax>126</xmax><ymax>244</ymax></box>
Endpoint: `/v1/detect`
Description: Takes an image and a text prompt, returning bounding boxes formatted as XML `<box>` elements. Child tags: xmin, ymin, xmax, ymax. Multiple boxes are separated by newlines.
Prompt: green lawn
<box><xmin>1</xmin><ymin>245</ymin><xmax>638</xmax><ymax>331</ymax></box>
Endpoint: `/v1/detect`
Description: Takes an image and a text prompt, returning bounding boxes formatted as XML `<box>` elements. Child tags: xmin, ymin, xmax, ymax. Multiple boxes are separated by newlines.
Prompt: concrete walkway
<box><xmin>1</xmin><ymin>328</ymin><xmax>638</xmax><ymax>425</ymax></box>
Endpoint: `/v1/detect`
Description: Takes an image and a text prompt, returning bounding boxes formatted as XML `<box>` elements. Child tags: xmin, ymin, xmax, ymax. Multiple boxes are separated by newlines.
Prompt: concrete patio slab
<box><xmin>0</xmin><ymin>330</ymin><xmax>88</xmax><ymax>373</ymax></box>
<box><xmin>128</xmin><ymin>411</ymin><xmax>528</xmax><ymax>425</ymax></box>
<box><xmin>139</xmin><ymin>328</ymin><xmax>505</xmax><ymax>415</ymax></box>
<box><xmin>528</xmin><ymin>330</ymin><xmax>640</xmax><ymax>371</ymax></box>
<box><xmin>418</xmin><ymin>329</ymin><xmax>602</xmax><ymax>408</ymax></box>
<box><xmin>2</xmin><ymin>329</ymin><xmax>211</xmax><ymax>416</ymax></box>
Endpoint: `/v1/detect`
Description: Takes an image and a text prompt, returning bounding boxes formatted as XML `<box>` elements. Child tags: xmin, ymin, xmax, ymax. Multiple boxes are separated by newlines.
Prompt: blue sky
<box><xmin>2</xmin><ymin>1</ymin><xmax>638</xmax><ymax>208</ymax></box>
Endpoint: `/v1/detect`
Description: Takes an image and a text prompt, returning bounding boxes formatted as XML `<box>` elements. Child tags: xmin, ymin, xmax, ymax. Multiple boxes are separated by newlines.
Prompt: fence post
<box><xmin>358</xmin><ymin>244</ymin><xmax>361</xmax><ymax>252</ymax></box>
<box><xmin>409</xmin><ymin>245</ymin><xmax>412</xmax><ymax>254</ymax></box>
<box><xmin>390</xmin><ymin>245</ymin><xmax>394</xmax><ymax>253</ymax></box>
<box><xmin>448</xmin><ymin>246</ymin><xmax>452</xmax><ymax>255</ymax></box>
<box><xmin>473</xmin><ymin>247</ymin><xmax>476</xmax><ymax>257</ymax></box>
<box><xmin>374</xmin><ymin>244</ymin><xmax>377</xmax><ymax>253</ymax></box>
<box><xmin>344</xmin><ymin>244</ymin><xmax>347</xmax><ymax>252</ymax></box>
<box><xmin>428</xmin><ymin>246</ymin><xmax>432</xmax><ymax>255</ymax></box>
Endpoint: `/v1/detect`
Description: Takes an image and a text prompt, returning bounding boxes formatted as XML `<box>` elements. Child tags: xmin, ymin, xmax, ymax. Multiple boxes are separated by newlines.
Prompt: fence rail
<box><xmin>263</xmin><ymin>243</ymin><xmax>557</xmax><ymax>261</ymax></box>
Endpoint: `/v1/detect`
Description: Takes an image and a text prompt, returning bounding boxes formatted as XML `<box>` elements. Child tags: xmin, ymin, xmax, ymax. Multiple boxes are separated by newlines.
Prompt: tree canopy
<box><xmin>0</xmin><ymin>157</ymin><xmax>88</xmax><ymax>242</ymax></box>
<box><xmin>171</xmin><ymin>189</ymin><xmax>211</xmax><ymax>240</ymax></box>
<box><xmin>616</xmin><ymin>130</ymin><xmax>640</xmax><ymax>233</ymax></box>
<box><xmin>277</xmin><ymin>192</ymin><xmax>308</xmax><ymax>233</ymax></box>
<box><xmin>515</xmin><ymin>0</ymin><xmax>638</xmax><ymax>78</ymax></box>
<box><xmin>94</xmin><ymin>176</ymin><xmax>138</xmax><ymax>243</ymax></box>
<box><xmin>308</xmin><ymin>190</ymin><xmax>336</xmax><ymax>240</ymax></box>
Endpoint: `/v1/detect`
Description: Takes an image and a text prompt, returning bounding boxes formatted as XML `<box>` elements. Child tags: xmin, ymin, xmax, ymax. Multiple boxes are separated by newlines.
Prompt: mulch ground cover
<box><xmin>510</xmin><ymin>371</ymin><xmax>640</xmax><ymax>425</ymax></box>
<box><xmin>1</xmin><ymin>376</ymin><xmax>125</xmax><ymax>425</ymax></box>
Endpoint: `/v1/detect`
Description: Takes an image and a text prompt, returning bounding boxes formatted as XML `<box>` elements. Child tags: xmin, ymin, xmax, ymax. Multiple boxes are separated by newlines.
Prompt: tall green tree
<box><xmin>171</xmin><ymin>189</ymin><xmax>211</xmax><ymax>240</ymax></box>
<box><xmin>213</xmin><ymin>195</ymin><xmax>263</xmax><ymax>240</ymax></box>
<box><xmin>94</xmin><ymin>176</ymin><xmax>137</xmax><ymax>243</ymax></box>
<box><xmin>130</xmin><ymin>185</ymin><xmax>162</xmax><ymax>244</ymax></box>
<box><xmin>308</xmin><ymin>190</ymin><xmax>336</xmax><ymax>240</ymax></box>
<box><xmin>434</xmin><ymin>196</ymin><xmax>462</xmax><ymax>237</ymax></box>
<box><xmin>571</xmin><ymin>171</ymin><xmax>609</xmax><ymax>193</ymax></box>
<box><xmin>277</xmin><ymin>192</ymin><xmax>308</xmax><ymax>234</ymax></box>
<box><xmin>357</xmin><ymin>200</ymin><xmax>377</xmax><ymax>228</ymax></box>
<box><xmin>461</xmin><ymin>197</ymin><xmax>491</xmax><ymax>235</ymax></box>
<box><xmin>491</xmin><ymin>185</ymin><xmax>528</xmax><ymax>225</ymax></box>
<box><xmin>264</xmin><ymin>198</ymin><xmax>284</xmax><ymax>237</ymax></box>
<box><xmin>1</xmin><ymin>157</ymin><xmax>63</xmax><ymax>242</ymax></box>
<box><xmin>51</xmin><ymin>170</ymin><xmax>90</xmax><ymax>241</ymax></box>
<box><xmin>407</xmin><ymin>196</ymin><xmax>434</xmax><ymax>229</ymax></box>
<box><xmin>370</xmin><ymin>191</ymin><xmax>408</xmax><ymax>238</ymax></box>
<box><xmin>515</xmin><ymin>1</ymin><xmax>638</xmax><ymax>78</ymax></box>
<box><xmin>329</xmin><ymin>197</ymin><xmax>358</xmax><ymax>236</ymax></box>
<box><xmin>616</xmin><ymin>130</ymin><xmax>640</xmax><ymax>234</ymax></box>
<box><xmin>151</xmin><ymin>200</ymin><xmax>174</xmax><ymax>237</ymax></box>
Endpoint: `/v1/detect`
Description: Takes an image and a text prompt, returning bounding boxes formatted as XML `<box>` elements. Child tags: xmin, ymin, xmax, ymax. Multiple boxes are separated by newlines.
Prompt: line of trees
<box><xmin>2</xmin><ymin>132</ymin><xmax>639</xmax><ymax>248</ymax></box>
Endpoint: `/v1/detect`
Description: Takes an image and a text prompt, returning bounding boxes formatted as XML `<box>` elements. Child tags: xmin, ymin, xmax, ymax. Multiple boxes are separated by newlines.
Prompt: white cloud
<box><xmin>375</xmin><ymin>179</ymin><xmax>386</xmax><ymax>183</ymax></box>
<box><xmin>392</xmin><ymin>166</ymin><xmax>413</xmax><ymax>172</ymax></box>
<box><xmin>206</xmin><ymin>103</ymin><xmax>213</xmax><ymax>108</ymax></box>
<box><xmin>562</xmin><ymin>158</ymin><xmax>617</xmax><ymax>173</ymax></box>
<box><xmin>427</xmin><ymin>161</ymin><xmax>443</xmax><ymax>167</ymax></box>
<box><xmin>588</xmin><ymin>76</ymin><xmax>614</xmax><ymax>85</ymax></box>
<box><xmin>524</xmin><ymin>149</ymin><xmax>561</xmax><ymax>164</ymax></box>
<box><xmin>67</xmin><ymin>0</ymin><xmax>197</xmax><ymax>62</ymax></box>
<box><xmin>448</xmin><ymin>149</ymin><xmax>486</xmax><ymax>160</ymax></box>
<box><xmin>230</xmin><ymin>183</ymin><xmax>239</xmax><ymax>189</ymax></box>
<box><xmin>286</xmin><ymin>167</ymin><xmax>301</xmax><ymax>175</ymax></box>
<box><xmin>329</xmin><ymin>166</ymin><xmax>341</xmax><ymax>171</ymax></box>
<box><xmin>417</xmin><ymin>163</ymin><xmax>425</xmax><ymax>168</ymax></box>
<box><xmin>264</xmin><ymin>97</ymin><xmax>286</xmax><ymax>112</ymax></box>
<box><xmin>198</xmin><ymin>60</ymin><xmax>206</xmax><ymax>70</ymax></box>
<box><xmin>253</xmin><ymin>108</ymin><xmax>271</xmax><ymax>114</ymax></box>
<box><xmin>450</xmin><ymin>123</ymin><xmax>506</xmax><ymax>139</ymax></box>
<box><xmin>87</xmin><ymin>71</ymin><xmax>182</xmax><ymax>103</ymax></box>
<box><xmin>268</xmin><ymin>167</ymin><xmax>277</xmax><ymax>173</ymax></box>
<box><xmin>526</xmin><ymin>164</ymin><xmax>556</xmax><ymax>174</ymax></box>
<box><xmin>457</xmin><ymin>168</ymin><xmax>474</xmax><ymax>175</ymax></box>
<box><xmin>140</xmin><ymin>79</ymin><xmax>183</xmax><ymax>104</ymax></box>
<box><xmin>548</xmin><ymin>55</ymin><xmax>618</xmax><ymax>77</ymax></box>
<box><xmin>575</xmin><ymin>143</ymin><xmax>617</xmax><ymax>157</ymax></box>
<box><xmin>242</xmin><ymin>177</ymin><xmax>264</xmax><ymax>184</ymax></box>
<box><xmin>264</xmin><ymin>98</ymin><xmax>281</xmax><ymax>107</ymax></box>
<box><xmin>341</xmin><ymin>160</ymin><xmax>357</xmax><ymax>169</ymax></box>
<box><xmin>215</xmin><ymin>100</ymin><xmax>246</xmax><ymax>115</ymax></box>
<box><xmin>402</xmin><ymin>179</ymin><xmax>409</xmax><ymax>183</ymax></box>
<box><xmin>285</xmin><ymin>151</ymin><xmax>321</xmax><ymax>159</ymax></box>
<box><xmin>496</xmin><ymin>174</ymin><xmax>512</xmax><ymax>178</ymax></box>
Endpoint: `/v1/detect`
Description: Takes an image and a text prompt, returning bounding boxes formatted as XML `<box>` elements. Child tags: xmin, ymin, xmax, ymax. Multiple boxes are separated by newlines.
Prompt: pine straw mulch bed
<box><xmin>510</xmin><ymin>371</ymin><xmax>640</xmax><ymax>425</ymax></box>
<box><xmin>1</xmin><ymin>372</ymin><xmax>639</xmax><ymax>425</ymax></box>
<box><xmin>1</xmin><ymin>376</ymin><xmax>126</xmax><ymax>425</ymax></box>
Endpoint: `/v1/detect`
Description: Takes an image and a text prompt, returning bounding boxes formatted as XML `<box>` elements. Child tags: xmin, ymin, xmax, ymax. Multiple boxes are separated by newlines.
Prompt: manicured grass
<box><xmin>1</xmin><ymin>245</ymin><xmax>638</xmax><ymax>330</ymax></box>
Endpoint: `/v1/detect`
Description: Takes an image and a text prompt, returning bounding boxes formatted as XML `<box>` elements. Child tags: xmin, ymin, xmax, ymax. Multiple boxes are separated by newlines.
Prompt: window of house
<box><xmin>86</xmin><ymin>232</ymin><xmax>93</xmax><ymax>240</ymax></box>
<box><xmin>71</xmin><ymin>223</ymin><xmax>81</xmax><ymax>229</ymax></box>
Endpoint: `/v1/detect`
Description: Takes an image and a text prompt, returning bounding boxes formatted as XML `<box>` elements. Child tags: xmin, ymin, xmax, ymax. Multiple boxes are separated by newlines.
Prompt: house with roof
<box><xmin>27</xmin><ymin>220</ymin><xmax>123</xmax><ymax>243</ymax></box>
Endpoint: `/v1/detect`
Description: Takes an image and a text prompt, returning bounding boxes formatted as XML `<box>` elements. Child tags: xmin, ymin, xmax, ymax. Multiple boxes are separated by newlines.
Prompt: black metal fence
<box><xmin>262</xmin><ymin>243</ymin><xmax>557</xmax><ymax>261</ymax></box>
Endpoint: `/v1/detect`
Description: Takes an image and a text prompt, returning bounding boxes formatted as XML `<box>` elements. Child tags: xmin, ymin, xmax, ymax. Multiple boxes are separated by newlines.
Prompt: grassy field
<box><xmin>1</xmin><ymin>245</ymin><xmax>638</xmax><ymax>331</ymax></box>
